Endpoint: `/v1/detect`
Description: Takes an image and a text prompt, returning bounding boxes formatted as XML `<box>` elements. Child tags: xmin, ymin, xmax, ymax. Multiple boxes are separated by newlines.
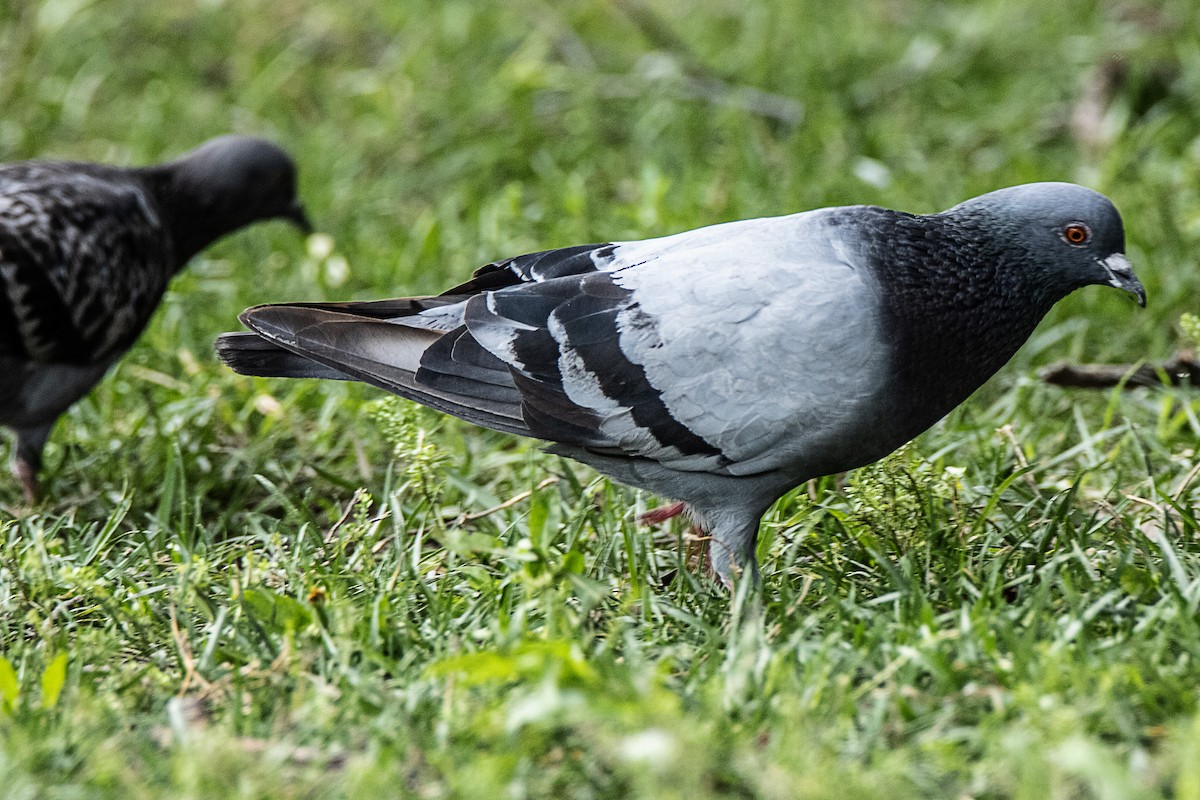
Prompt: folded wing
<box><xmin>0</xmin><ymin>165</ymin><xmax>169</xmax><ymax>364</ymax></box>
<box><xmin>219</xmin><ymin>211</ymin><xmax>883</xmax><ymax>478</ymax></box>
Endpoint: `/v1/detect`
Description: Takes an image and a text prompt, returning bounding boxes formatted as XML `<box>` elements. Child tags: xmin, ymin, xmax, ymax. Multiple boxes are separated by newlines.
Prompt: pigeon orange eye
<box><xmin>1063</xmin><ymin>224</ymin><xmax>1090</xmax><ymax>245</ymax></box>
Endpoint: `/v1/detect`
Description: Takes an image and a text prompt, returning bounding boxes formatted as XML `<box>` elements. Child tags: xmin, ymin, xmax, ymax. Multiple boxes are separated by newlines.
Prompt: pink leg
<box><xmin>12</xmin><ymin>423</ymin><xmax>52</xmax><ymax>505</ymax></box>
<box><xmin>14</xmin><ymin>457</ymin><xmax>40</xmax><ymax>505</ymax></box>
<box><xmin>638</xmin><ymin>501</ymin><xmax>686</xmax><ymax>525</ymax></box>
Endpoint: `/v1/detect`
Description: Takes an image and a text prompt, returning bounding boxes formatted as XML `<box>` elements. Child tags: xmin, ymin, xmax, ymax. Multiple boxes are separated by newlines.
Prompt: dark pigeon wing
<box><xmin>228</xmin><ymin>214</ymin><xmax>881</xmax><ymax>478</ymax></box>
<box><xmin>454</xmin><ymin>271</ymin><xmax>730</xmax><ymax>465</ymax></box>
<box><xmin>442</xmin><ymin>243</ymin><xmax>618</xmax><ymax>295</ymax></box>
<box><xmin>218</xmin><ymin>242</ymin><xmax>624</xmax><ymax>389</ymax></box>
<box><xmin>0</xmin><ymin>225</ymin><xmax>88</xmax><ymax>361</ymax></box>
<box><xmin>0</xmin><ymin>164</ymin><xmax>170</xmax><ymax>365</ymax></box>
<box><xmin>454</xmin><ymin>211</ymin><xmax>888</xmax><ymax>477</ymax></box>
<box><xmin>231</xmin><ymin>272</ymin><xmax>716</xmax><ymax>463</ymax></box>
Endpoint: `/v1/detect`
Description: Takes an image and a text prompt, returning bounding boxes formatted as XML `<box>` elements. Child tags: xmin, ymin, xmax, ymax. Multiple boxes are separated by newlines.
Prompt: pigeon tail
<box><xmin>215</xmin><ymin>332</ymin><xmax>353</xmax><ymax>380</ymax></box>
<box><xmin>236</xmin><ymin>304</ymin><xmax>534</xmax><ymax>438</ymax></box>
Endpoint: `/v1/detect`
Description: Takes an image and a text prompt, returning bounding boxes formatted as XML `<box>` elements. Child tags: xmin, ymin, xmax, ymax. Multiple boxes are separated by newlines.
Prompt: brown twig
<box><xmin>456</xmin><ymin>477</ymin><xmax>560</xmax><ymax>523</ymax></box>
<box><xmin>1039</xmin><ymin>350</ymin><xmax>1200</xmax><ymax>389</ymax></box>
<box><xmin>169</xmin><ymin>606</ymin><xmax>211</xmax><ymax>696</ymax></box>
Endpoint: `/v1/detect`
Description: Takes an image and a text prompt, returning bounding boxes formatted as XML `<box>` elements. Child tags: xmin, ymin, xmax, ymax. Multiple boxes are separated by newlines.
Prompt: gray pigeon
<box><xmin>0</xmin><ymin>135</ymin><xmax>311</xmax><ymax>502</ymax></box>
<box><xmin>216</xmin><ymin>182</ymin><xmax>1144</xmax><ymax>586</ymax></box>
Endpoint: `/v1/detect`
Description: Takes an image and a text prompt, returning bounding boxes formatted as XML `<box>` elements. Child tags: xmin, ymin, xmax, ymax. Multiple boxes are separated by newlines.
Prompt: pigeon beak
<box><xmin>285</xmin><ymin>199</ymin><xmax>314</xmax><ymax>235</ymax></box>
<box><xmin>1099</xmin><ymin>253</ymin><xmax>1146</xmax><ymax>307</ymax></box>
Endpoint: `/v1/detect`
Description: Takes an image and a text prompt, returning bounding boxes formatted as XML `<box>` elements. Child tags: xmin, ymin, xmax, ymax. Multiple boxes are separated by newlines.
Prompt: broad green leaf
<box><xmin>40</xmin><ymin>653</ymin><xmax>67</xmax><ymax>709</ymax></box>
<box><xmin>243</xmin><ymin>588</ymin><xmax>313</xmax><ymax>632</ymax></box>
<box><xmin>528</xmin><ymin>491</ymin><xmax>548</xmax><ymax>549</ymax></box>
<box><xmin>0</xmin><ymin>657</ymin><xmax>19</xmax><ymax>712</ymax></box>
<box><xmin>561</xmin><ymin>550</ymin><xmax>585</xmax><ymax>575</ymax></box>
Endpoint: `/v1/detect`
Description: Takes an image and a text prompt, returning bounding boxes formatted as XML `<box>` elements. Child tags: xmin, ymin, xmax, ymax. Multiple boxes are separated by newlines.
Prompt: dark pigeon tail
<box><xmin>227</xmin><ymin>304</ymin><xmax>536</xmax><ymax>438</ymax></box>
<box><xmin>214</xmin><ymin>331</ymin><xmax>353</xmax><ymax>380</ymax></box>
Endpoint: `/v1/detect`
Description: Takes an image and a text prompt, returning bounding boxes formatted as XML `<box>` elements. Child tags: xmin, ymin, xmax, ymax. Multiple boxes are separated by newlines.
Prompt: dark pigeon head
<box><xmin>173</xmin><ymin>135</ymin><xmax>312</xmax><ymax>231</ymax></box>
<box><xmin>151</xmin><ymin>135</ymin><xmax>312</xmax><ymax>265</ymax></box>
<box><xmin>943</xmin><ymin>182</ymin><xmax>1145</xmax><ymax>307</ymax></box>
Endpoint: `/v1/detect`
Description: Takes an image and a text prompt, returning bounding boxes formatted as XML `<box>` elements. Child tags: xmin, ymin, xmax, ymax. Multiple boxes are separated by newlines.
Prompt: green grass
<box><xmin>2</xmin><ymin>0</ymin><xmax>1200</xmax><ymax>796</ymax></box>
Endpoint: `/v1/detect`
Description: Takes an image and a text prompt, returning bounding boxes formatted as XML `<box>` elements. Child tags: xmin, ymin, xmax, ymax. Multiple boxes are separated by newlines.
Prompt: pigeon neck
<box><xmin>866</xmin><ymin>210</ymin><xmax>1059</xmax><ymax>431</ymax></box>
<box><xmin>136</xmin><ymin>166</ymin><xmax>246</xmax><ymax>268</ymax></box>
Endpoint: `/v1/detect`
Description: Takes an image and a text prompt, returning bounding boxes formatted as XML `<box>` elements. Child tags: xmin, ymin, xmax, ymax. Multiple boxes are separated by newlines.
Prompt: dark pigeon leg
<box><xmin>14</xmin><ymin>457</ymin><xmax>39</xmax><ymax>504</ymax></box>
<box><xmin>12</xmin><ymin>423</ymin><xmax>53</xmax><ymax>504</ymax></box>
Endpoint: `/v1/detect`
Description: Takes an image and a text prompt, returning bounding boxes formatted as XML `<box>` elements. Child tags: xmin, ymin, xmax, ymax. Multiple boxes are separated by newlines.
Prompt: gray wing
<box><xmin>466</xmin><ymin>211</ymin><xmax>885</xmax><ymax>476</ymax></box>
<box><xmin>0</xmin><ymin>163</ymin><xmax>170</xmax><ymax>365</ymax></box>
<box><xmin>225</xmin><ymin>211</ymin><xmax>885</xmax><ymax>477</ymax></box>
<box><xmin>604</xmin><ymin>214</ymin><xmax>884</xmax><ymax>475</ymax></box>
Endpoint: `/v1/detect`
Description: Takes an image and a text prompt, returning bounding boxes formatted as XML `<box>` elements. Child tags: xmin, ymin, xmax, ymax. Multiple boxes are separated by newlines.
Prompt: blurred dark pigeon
<box><xmin>0</xmin><ymin>135</ymin><xmax>311</xmax><ymax>502</ymax></box>
<box><xmin>217</xmin><ymin>183</ymin><xmax>1143</xmax><ymax>586</ymax></box>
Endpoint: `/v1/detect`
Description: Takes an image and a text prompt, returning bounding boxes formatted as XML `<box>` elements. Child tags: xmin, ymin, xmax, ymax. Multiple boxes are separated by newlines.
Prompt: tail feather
<box><xmin>232</xmin><ymin>304</ymin><xmax>535</xmax><ymax>438</ymax></box>
<box><xmin>215</xmin><ymin>332</ymin><xmax>353</xmax><ymax>380</ymax></box>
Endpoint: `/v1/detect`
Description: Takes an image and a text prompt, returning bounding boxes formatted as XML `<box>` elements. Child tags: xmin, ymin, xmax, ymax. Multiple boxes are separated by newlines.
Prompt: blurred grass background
<box><xmin>2</xmin><ymin>0</ymin><xmax>1200</xmax><ymax>796</ymax></box>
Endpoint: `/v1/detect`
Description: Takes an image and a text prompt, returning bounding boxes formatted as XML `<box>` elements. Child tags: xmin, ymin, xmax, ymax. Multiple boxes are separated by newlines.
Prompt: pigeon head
<box><xmin>150</xmin><ymin>135</ymin><xmax>312</xmax><ymax>265</ymax></box>
<box><xmin>945</xmin><ymin>182</ymin><xmax>1145</xmax><ymax>307</ymax></box>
